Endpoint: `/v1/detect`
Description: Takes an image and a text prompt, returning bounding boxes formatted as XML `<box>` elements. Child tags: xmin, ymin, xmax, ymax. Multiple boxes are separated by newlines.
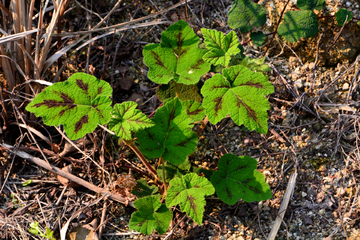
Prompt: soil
<box><xmin>1</xmin><ymin>0</ymin><xmax>360</xmax><ymax>240</ymax></box>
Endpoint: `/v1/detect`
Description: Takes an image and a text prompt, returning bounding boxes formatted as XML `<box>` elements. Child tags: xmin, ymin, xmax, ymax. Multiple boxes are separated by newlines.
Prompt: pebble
<box><xmin>342</xmin><ymin>82</ymin><xmax>349</xmax><ymax>91</ymax></box>
<box><xmin>295</xmin><ymin>79</ymin><xmax>303</xmax><ymax>88</ymax></box>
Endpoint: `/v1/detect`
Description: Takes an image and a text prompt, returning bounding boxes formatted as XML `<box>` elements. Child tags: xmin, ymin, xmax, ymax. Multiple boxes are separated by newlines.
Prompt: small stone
<box><xmin>301</xmin><ymin>191</ymin><xmax>307</xmax><ymax>197</ymax></box>
<box><xmin>319</xmin><ymin>209</ymin><xmax>325</xmax><ymax>215</ymax></box>
<box><xmin>294</xmin><ymin>79</ymin><xmax>303</xmax><ymax>88</ymax></box>
<box><xmin>342</xmin><ymin>82</ymin><xmax>349</xmax><ymax>91</ymax></box>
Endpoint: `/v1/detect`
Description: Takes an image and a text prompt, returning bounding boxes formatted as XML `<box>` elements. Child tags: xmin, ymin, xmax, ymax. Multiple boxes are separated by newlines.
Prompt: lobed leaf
<box><xmin>201</xmin><ymin>29</ymin><xmax>240</xmax><ymax>66</ymax></box>
<box><xmin>166</xmin><ymin>173</ymin><xmax>215</xmax><ymax>225</ymax></box>
<box><xmin>26</xmin><ymin>73</ymin><xmax>112</xmax><ymax>140</ymax></box>
<box><xmin>136</xmin><ymin>98</ymin><xmax>198</xmax><ymax>165</ymax></box>
<box><xmin>296</xmin><ymin>0</ymin><xmax>325</xmax><ymax>11</ymax></box>
<box><xmin>156</xmin><ymin>80</ymin><xmax>203</xmax><ymax>103</ymax></box>
<box><xmin>182</xmin><ymin>100</ymin><xmax>206</xmax><ymax>124</ymax></box>
<box><xmin>108</xmin><ymin>102</ymin><xmax>154</xmax><ymax>140</ymax></box>
<box><xmin>201</xmin><ymin>65</ymin><xmax>274</xmax><ymax>134</ymax></box>
<box><xmin>143</xmin><ymin>20</ymin><xmax>211</xmax><ymax>85</ymax></box>
<box><xmin>228</xmin><ymin>0</ymin><xmax>266</xmax><ymax>33</ymax></box>
<box><xmin>277</xmin><ymin>10</ymin><xmax>319</xmax><ymax>42</ymax></box>
<box><xmin>335</xmin><ymin>9</ymin><xmax>353</xmax><ymax>26</ymax></box>
<box><xmin>250</xmin><ymin>31</ymin><xmax>266</xmax><ymax>47</ymax></box>
<box><xmin>129</xmin><ymin>196</ymin><xmax>172</xmax><ymax>235</ymax></box>
<box><xmin>211</xmin><ymin>154</ymin><xmax>272</xmax><ymax>205</ymax></box>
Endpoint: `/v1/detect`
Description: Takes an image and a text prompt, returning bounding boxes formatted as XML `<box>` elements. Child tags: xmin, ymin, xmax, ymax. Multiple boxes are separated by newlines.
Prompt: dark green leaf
<box><xmin>191</xmin><ymin>167</ymin><xmax>213</xmax><ymax>182</ymax></box>
<box><xmin>136</xmin><ymin>98</ymin><xmax>198</xmax><ymax>165</ymax></box>
<box><xmin>211</xmin><ymin>154</ymin><xmax>272</xmax><ymax>205</ymax></box>
<box><xmin>250</xmin><ymin>31</ymin><xmax>266</xmax><ymax>47</ymax></box>
<box><xmin>129</xmin><ymin>196</ymin><xmax>172</xmax><ymax>235</ymax></box>
<box><xmin>296</xmin><ymin>0</ymin><xmax>325</xmax><ymax>10</ymax></box>
<box><xmin>335</xmin><ymin>9</ymin><xmax>353</xmax><ymax>26</ymax></box>
<box><xmin>132</xmin><ymin>179</ymin><xmax>159</xmax><ymax>199</ymax></box>
<box><xmin>228</xmin><ymin>0</ymin><xmax>266</xmax><ymax>33</ymax></box>
<box><xmin>157</xmin><ymin>158</ymin><xmax>191</xmax><ymax>182</ymax></box>
<box><xmin>156</xmin><ymin>80</ymin><xmax>203</xmax><ymax>103</ymax></box>
<box><xmin>278</xmin><ymin>10</ymin><xmax>319</xmax><ymax>42</ymax></box>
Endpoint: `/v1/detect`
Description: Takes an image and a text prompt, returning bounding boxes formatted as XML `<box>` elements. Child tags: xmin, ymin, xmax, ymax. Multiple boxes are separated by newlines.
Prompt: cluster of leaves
<box><xmin>28</xmin><ymin>221</ymin><xmax>56</xmax><ymax>240</ymax></box>
<box><xmin>228</xmin><ymin>0</ymin><xmax>358</xmax><ymax>44</ymax></box>
<box><xmin>26</xmin><ymin>16</ymin><xmax>277</xmax><ymax>238</ymax></box>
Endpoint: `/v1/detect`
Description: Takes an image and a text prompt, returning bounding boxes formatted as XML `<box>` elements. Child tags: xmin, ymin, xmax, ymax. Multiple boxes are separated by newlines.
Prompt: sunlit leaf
<box><xmin>26</xmin><ymin>73</ymin><xmax>112</xmax><ymax>140</ymax></box>
<box><xmin>109</xmin><ymin>102</ymin><xmax>154</xmax><ymax>140</ymax></box>
<box><xmin>201</xmin><ymin>29</ymin><xmax>240</xmax><ymax>66</ymax></box>
<box><xmin>166</xmin><ymin>173</ymin><xmax>215</xmax><ymax>225</ymax></box>
<box><xmin>143</xmin><ymin>20</ymin><xmax>211</xmax><ymax>85</ymax></box>
<box><xmin>201</xmin><ymin>65</ymin><xmax>274</xmax><ymax>134</ymax></box>
<box><xmin>182</xmin><ymin>100</ymin><xmax>206</xmax><ymax>124</ymax></box>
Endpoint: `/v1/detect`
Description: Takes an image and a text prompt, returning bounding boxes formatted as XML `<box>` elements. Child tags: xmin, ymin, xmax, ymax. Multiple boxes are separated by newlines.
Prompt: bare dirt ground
<box><xmin>1</xmin><ymin>0</ymin><xmax>360</xmax><ymax>239</ymax></box>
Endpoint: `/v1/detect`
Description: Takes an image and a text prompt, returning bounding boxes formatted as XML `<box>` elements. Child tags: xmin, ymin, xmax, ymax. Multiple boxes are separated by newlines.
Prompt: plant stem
<box><xmin>123</xmin><ymin>139</ymin><xmax>162</xmax><ymax>185</ymax></box>
<box><xmin>196</xmin><ymin>116</ymin><xmax>209</xmax><ymax>137</ymax></box>
<box><xmin>160</xmin><ymin>157</ymin><xmax>167</xmax><ymax>194</ymax></box>
<box><xmin>263</xmin><ymin>0</ymin><xmax>291</xmax><ymax>56</ymax></box>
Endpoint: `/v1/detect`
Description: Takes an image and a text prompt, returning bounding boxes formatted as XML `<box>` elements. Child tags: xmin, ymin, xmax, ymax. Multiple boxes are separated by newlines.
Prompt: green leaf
<box><xmin>201</xmin><ymin>29</ymin><xmax>240</xmax><ymax>67</ymax></box>
<box><xmin>191</xmin><ymin>167</ymin><xmax>213</xmax><ymax>182</ymax></box>
<box><xmin>201</xmin><ymin>65</ymin><xmax>274</xmax><ymax>134</ymax></box>
<box><xmin>156</xmin><ymin>80</ymin><xmax>203</xmax><ymax>103</ymax></box>
<box><xmin>129</xmin><ymin>196</ymin><xmax>172</xmax><ymax>235</ymax></box>
<box><xmin>250</xmin><ymin>31</ymin><xmax>266</xmax><ymax>47</ymax></box>
<box><xmin>157</xmin><ymin>158</ymin><xmax>191</xmax><ymax>182</ymax></box>
<box><xmin>182</xmin><ymin>100</ymin><xmax>206</xmax><ymax>124</ymax></box>
<box><xmin>211</xmin><ymin>154</ymin><xmax>272</xmax><ymax>205</ymax></box>
<box><xmin>228</xmin><ymin>0</ymin><xmax>266</xmax><ymax>33</ymax></box>
<box><xmin>22</xmin><ymin>179</ymin><xmax>32</xmax><ymax>187</ymax></box>
<box><xmin>108</xmin><ymin>102</ymin><xmax>154</xmax><ymax>140</ymax></box>
<box><xmin>132</xmin><ymin>179</ymin><xmax>160</xmax><ymax>199</ymax></box>
<box><xmin>143</xmin><ymin>20</ymin><xmax>211</xmax><ymax>85</ymax></box>
<box><xmin>26</xmin><ymin>73</ymin><xmax>112</xmax><ymax>140</ymax></box>
<box><xmin>136</xmin><ymin>98</ymin><xmax>198</xmax><ymax>165</ymax></box>
<box><xmin>277</xmin><ymin>10</ymin><xmax>319</xmax><ymax>42</ymax></box>
<box><xmin>335</xmin><ymin>9</ymin><xmax>353</xmax><ymax>26</ymax></box>
<box><xmin>296</xmin><ymin>0</ymin><xmax>325</xmax><ymax>10</ymax></box>
<box><xmin>166</xmin><ymin>173</ymin><xmax>215</xmax><ymax>225</ymax></box>
<box><xmin>234</xmin><ymin>56</ymin><xmax>271</xmax><ymax>73</ymax></box>
<box><xmin>28</xmin><ymin>221</ymin><xmax>40</xmax><ymax>236</ymax></box>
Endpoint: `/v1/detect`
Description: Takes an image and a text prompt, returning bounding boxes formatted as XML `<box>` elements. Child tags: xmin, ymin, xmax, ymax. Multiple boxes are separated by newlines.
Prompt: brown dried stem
<box><xmin>1</xmin><ymin>143</ymin><xmax>134</xmax><ymax>207</ymax></box>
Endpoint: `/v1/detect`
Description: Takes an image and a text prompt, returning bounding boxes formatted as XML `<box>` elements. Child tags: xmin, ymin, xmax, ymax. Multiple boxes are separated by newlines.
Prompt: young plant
<box><xmin>28</xmin><ymin>220</ymin><xmax>56</xmax><ymax>240</ymax></box>
<box><xmin>26</xmin><ymin>20</ymin><xmax>274</xmax><ymax>235</ymax></box>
